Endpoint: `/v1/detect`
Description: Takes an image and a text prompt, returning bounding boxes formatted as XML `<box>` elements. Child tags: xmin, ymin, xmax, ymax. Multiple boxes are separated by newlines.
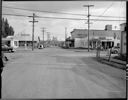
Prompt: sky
<box><xmin>2</xmin><ymin>1</ymin><xmax>126</xmax><ymax>41</ymax></box>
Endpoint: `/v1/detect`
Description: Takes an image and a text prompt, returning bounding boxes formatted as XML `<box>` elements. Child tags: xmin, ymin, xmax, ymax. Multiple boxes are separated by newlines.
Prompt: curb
<box><xmin>103</xmin><ymin>57</ymin><xmax>126</xmax><ymax>65</ymax></box>
<box><xmin>97</xmin><ymin>57</ymin><xmax>126</xmax><ymax>70</ymax></box>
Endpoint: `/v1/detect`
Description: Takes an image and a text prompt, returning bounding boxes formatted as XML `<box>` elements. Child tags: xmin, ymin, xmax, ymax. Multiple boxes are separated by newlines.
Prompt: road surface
<box><xmin>2</xmin><ymin>47</ymin><xmax>126</xmax><ymax>98</ymax></box>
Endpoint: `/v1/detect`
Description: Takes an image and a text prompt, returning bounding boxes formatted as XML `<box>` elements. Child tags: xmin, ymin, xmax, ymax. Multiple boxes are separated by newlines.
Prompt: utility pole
<box><xmin>0</xmin><ymin>0</ymin><xmax>3</xmax><ymax>98</ymax></box>
<box><xmin>41</xmin><ymin>27</ymin><xmax>46</xmax><ymax>48</ymax></box>
<box><xmin>83</xmin><ymin>5</ymin><xmax>94</xmax><ymax>52</ymax></box>
<box><xmin>65</xmin><ymin>27</ymin><xmax>67</xmax><ymax>46</ymax></box>
<box><xmin>29</xmin><ymin>13</ymin><xmax>38</xmax><ymax>51</ymax></box>
<box><xmin>126</xmin><ymin>2</ymin><xmax>128</xmax><ymax>99</ymax></box>
<box><xmin>47</xmin><ymin>32</ymin><xmax>50</xmax><ymax>47</ymax></box>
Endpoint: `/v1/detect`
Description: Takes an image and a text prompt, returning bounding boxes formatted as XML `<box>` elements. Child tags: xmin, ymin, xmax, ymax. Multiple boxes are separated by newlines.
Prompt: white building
<box><xmin>2</xmin><ymin>36</ymin><xmax>19</xmax><ymax>48</ymax></box>
<box><xmin>2</xmin><ymin>33</ymin><xmax>38</xmax><ymax>48</ymax></box>
<box><xmin>14</xmin><ymin>33</ymin><xmax>38</xmax><ymax>47</ymax></box>
<box><xmin>74</xmin><ymin>38</ymin><xmax>88</xmax><ymax>48</ymax></box>
<box><xmin>70</xmin><ymin>25</ymin><xmax>121</xmax><ymax>49</ymax></box>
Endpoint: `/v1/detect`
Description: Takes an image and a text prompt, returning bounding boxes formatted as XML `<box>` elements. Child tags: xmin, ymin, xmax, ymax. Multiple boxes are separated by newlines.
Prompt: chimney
<box><xmin>105</xmin><ymin>25</ymin><xmax>112</xmax><ymax>31</ymax></box>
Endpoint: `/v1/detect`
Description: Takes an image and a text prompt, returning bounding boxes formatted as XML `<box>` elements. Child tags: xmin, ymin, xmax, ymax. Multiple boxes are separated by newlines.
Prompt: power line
<box><xmin>29</xmin><ymin>15</ymin><xmax>127</xmax><ymax>21</ymax></box>
<box><xmin>3</xmin><ymin>6</ymin><xmax>88</xmax><ymax>16</ymax></box>
<box><xmin>94</xmin><ymin>2</ymin><xmax>114</xmax><ymax>22</ymax></box>
<box><xmin>2</xmin><ymin>13</ymin><xmax>28</xmax><ymax>17</ymax></box>
<box><xmin>99</xmin><ymin>2</ymin><xmax>114</xmax><ymax>18</ymax></box>
<box><xmin>2</xmin><ymin>13</ymin><xmax>126</xmax><ymax>21</ymax></box>
<box><xmin>37</xmin><ymin>15</ymin><xmax>86</xmax><ymax>20</ymax></box>
<box><xmin>3</xmin><ymin>6</ymin><xmax>125</xmax><ymax>18</ymax></box>
<box><xmin>118</xmin><ymin>1</ymin><xmax>124</xmax><ymax>25</ymax></box>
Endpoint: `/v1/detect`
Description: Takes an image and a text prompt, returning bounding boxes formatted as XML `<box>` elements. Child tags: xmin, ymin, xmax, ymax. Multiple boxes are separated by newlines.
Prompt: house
<box><xmin>14</xmin><ymin>33</ymin><xmax>37</xmax><ymax>47</ymax></box>
<box><xmin>2</xmin><ymin>36</ymin><xmax>19</xmax><ymax>48</ymax></box>
<box><xmin>2</xmin><ymin>33</ymin><xmax>38</xmax><ymax>48</ymax></box>
<box><xmin>70</xmin><ymin>25</ymin><xmax>121</xmax><ymax>49</ymax></box>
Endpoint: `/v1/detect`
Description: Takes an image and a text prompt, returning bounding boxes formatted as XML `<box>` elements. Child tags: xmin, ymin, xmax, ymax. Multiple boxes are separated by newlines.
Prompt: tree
<box><xmin>4</xmin><ymin>18</ymin><xmax>10</xmax><ymax>37</ymax></box>
<box><xmin>9</xmin><ymin>26</ymin><xmax>14</xmax><ymax>36</ymax></box>
<box><xmin>2</xmin><ymin>18</ymin><xmax>5</xmax><ymax>37</ymax></box>
<box><xmin>2</xmin><ymin>18</ymin><xmax>14</xmax><ymax>38</ymax></box>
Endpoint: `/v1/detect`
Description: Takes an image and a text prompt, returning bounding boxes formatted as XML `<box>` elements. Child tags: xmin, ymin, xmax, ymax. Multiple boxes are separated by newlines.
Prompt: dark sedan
<box><xmin>2</xmin><ymin>45</ymin><xmax>15</xmax><ymax>53</ymax></box>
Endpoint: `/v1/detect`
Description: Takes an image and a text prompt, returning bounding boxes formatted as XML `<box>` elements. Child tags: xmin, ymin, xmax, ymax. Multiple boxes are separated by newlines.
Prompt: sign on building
<box><xmin>21</xmin><ymin>34</ymin><xmax>30</xmax><ymax>36</ymax></box>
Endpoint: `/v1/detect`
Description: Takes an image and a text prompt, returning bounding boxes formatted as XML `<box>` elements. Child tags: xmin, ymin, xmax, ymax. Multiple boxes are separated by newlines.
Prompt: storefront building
<box><xmin>70</xmin><ymin>25</ymin><xmax>121</xmax><ymax>49</ymax></box>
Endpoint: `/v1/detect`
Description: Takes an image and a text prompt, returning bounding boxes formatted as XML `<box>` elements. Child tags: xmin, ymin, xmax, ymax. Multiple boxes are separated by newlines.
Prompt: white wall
<box><xmin>114</xmin><ymin>38</ymin><xmax>120</xmax><ymax>47</ymax></box>
<box><xmin>75</xmin><ymin>38</ymin><xmax>88</xmax><ymax>48</ymax></box>
<box><xmin>11</xmin><ymin>40</ymin><xmax>19</xmax><ymax>48</ymax></box>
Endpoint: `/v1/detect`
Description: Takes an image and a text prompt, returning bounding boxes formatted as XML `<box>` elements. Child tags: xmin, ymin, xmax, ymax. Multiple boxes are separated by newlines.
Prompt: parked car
<box><xmin>38</xmin><ymin>44</ymin><xmax>44</xmax><ymax>49</ymax></box>
<box><xmin>111</xmin><ymin>46</ymin><xmax>120</xmax><ymax>54</ymax></box>
<box><xmin>2</xmin><ymin>44</ymin><xmax>15</xmax><ymax>52</ymax></box>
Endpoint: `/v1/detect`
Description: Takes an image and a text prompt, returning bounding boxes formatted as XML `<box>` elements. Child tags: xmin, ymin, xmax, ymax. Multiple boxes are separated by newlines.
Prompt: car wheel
<box><xmin>9</xmin><ymin>50</ymin><xmax>11</xmax><ymax>52</ymax></box>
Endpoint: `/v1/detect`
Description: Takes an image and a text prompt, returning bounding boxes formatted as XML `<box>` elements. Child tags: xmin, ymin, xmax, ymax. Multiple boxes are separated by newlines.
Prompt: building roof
<box><xmin>120</xmin><ymin>23</ymin><xmax>126</xmax><ymax>26</ymax></box>
<box><xmin>2</xmin><ymin>38</ymin><xmax>12</xmax><ymax>41</ymax></box>
<box><xmin>71</xmin><ymin>29</ymin><xmax>121</xmax><ymax>33</ymax></box>
<box><xmin>2</xmin><ymin>36</ymin><xmax>18</xmax><ymax>41</ymax></box>
<box><xmin>6</xmin><ymin>36</ymin><xmax>14</xmax><ymax>39</ymax></box>
<box><xmin>2</xmin><ymin>35</ymin><xmax>38</xmax><ymax>41</ymax></box>
<box><xmin>70</xmin><ymin>29</ymin><xmax>121</xmax><ymax>39</ymax></box>
<box><xmin>14</xmin><ymin>35</ymin><xmax>38</xmax><ymax>41</ymax></box>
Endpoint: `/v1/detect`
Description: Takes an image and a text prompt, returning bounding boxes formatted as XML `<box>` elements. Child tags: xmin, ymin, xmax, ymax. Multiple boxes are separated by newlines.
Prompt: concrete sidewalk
<box><xmin>65</xmin><ymin>48</ymin><xmax>126</xmax><ymax>70</ymax></box>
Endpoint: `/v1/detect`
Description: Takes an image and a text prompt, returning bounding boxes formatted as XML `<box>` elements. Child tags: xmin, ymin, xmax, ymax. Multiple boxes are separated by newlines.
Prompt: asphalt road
<box><xmin>2</xmin><ymin>47</ymin><xmax>126</xmax><ymax>99</ymax></box>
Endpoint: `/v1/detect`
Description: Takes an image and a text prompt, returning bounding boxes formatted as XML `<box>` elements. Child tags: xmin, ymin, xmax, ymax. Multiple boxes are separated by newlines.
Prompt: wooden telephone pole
<box><xmin>0</xmin><ymin>0</ymin><xmax>3</xmax><ymax>98</ymax></box>
<box><xmin>29</xmin><ymin>13</ymin><xmax>38</xmax><ymax>51</ymax></box>
<box><xmin>65</xmin><ymin>27</ymin><xmax>67</xmax><ymax>46</ymax></box>
<box><xmin>83</xmin><ymin>5</ymin><xmax>94</xmax><ymax>52</ymax></box>
<box><xmin>41</xmin><ymin>27</ymin><xmax>46</xmax><ymax>48</ymax></box>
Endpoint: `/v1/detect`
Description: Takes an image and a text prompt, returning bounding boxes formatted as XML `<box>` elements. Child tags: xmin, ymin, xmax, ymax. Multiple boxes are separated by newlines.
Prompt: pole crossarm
<box><xmin>29</xmin><ymin>21</ymin><xmax>38</xmax><ymax>22</ymax></box>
